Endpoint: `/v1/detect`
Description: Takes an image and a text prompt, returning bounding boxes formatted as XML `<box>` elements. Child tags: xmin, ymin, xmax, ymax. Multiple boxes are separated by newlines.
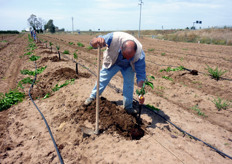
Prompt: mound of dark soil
<box><xmin>46</xmin><ymin>67</ymin><xmax>90</xmax><ymax>80</ymax></box>
<box><xmin>40</xmin><ymin>50</ymin><xmax>53</xmax><ymax>54</ymax></box>
<box><xmin>30</xmin><ymin>68</ymin><xmax>91</xmax><ymax>99</ymax></box>
<box><xmin>72</xmin><ymin>97</ymin><xmax>145</xmax><ymax>140</ymax></box>
<box><xmin>40</xmin><ymin>56</ymin><xmax>65</xmax><ymax>63</ymax></box>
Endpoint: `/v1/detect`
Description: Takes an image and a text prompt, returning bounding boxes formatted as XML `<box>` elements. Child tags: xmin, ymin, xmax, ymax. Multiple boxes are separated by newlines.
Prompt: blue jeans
<box><xmin>90</xmin><ymin>65</ymin><xmax>135</xmax><ymax>109</ymax></box>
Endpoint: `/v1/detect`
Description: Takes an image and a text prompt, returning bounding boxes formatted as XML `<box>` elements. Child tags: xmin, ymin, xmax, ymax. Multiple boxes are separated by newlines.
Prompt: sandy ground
<box><xmin>0</xmin><ymin>33</ymin><xmax>232</xmax><ymax>164</ymax></box>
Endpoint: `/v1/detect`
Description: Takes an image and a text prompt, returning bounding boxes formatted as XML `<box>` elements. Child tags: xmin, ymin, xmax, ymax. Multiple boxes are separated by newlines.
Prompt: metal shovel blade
<box><xmin>80</xmin><ymin>126</ymin><xmax>95</xmax><ymax>135</ymax></box>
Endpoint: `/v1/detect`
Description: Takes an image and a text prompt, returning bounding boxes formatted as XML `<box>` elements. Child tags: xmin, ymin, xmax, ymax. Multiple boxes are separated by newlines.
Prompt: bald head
<box><xmin>121</xmin><ymin>40</ymin><xmax>137</xmax><ymax>60</ymax></box>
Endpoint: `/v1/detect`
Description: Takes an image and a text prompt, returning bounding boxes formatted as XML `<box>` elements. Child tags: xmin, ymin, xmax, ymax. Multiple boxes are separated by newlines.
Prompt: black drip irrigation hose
<box><xmin>29</xmin><ymin>61</ymin><xmax>64</xmax><ymax>164</ymax></box>
<box><xmin>147</xmin><ymin>60</ymin><xmax>232</xmax><ymax>81</ymax></box>
<box><xmin>141</xmin><ymin>104</ymin><xmax>232</xmax><ymax>160</ymax></box>
<box><xmin>73</xmin><ymin>57</ymin><xmax>232</xmax><ymax>159</ymax></box>
<box><xmin>61</xmin><ymin>53</ymin><xmax>97</xmax><ymax>77</ymax></box>
<box><xmin>68</xmin><ymin>50</ymin><xmax>232</xmax><ymax>159</ymax></box>
<box><xmin>40</xmin><ymin>41</ymin><xmax>231</xmax><ymax>160</ymax></box>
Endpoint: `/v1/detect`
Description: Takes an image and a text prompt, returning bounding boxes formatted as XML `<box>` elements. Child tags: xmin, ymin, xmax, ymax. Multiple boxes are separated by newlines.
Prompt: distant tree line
<box><xmin>27</xmin><ymin>14</ymin><xmax>64</xmax><ymax>33</ymax></box>
<box><xmin>0</xmin><ymin>30</ymin><xmax>19</xmax><ymax>34</ymax></box>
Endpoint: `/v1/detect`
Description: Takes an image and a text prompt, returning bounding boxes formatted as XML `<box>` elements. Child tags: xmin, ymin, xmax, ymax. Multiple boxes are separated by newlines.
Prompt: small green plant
<box><xmin>148</xmin><ymin>48</ymin><xmax>155</xmax><ymax>52</ymax></box>
<box><xmin>1</xmin><ymin>40</ymin><xmax>7</xmax><ymax>43</ymax></box>
<box><xmin>212</xmin><ymin>97</ymin><xmax>230</xmax><ymax>111</ymax></box>
<box><xmin>18</xmin><ymin>77</ymin><xmax>34</xmax><ymax>89</ymax></box>
<box><xmin>77</xmin><ymin>42</ymin><xmax>84</xmax><ymax>47</ymax></box>
<box><xmin>87</xmin><ymin>46</ymin><xmax>94</xmax><ymax>50</ymax></box>
<box><xmin>180</xmin><ymin>57</ymin><xmax>184</xmax><ymax>61</ymax></box>
<box><xmin>73</xmin><ymin>52</ymin><xmax>78</xmax><ymax>59</ymax></box>
<box><xmin>20</xmin><ymin>69</ymin><xmax>35</xmax><ymax>76</ymax></box>
<box><xmin>160</xmin><ymin>66</ymin><xmax>184</xmax><ymax>72</ymax></box>
<box><xmin>69</xmin><ymin>42</ymin><xmax>74</xmax><ymax>45</ymax></box>
<box><xmin>56</xmin><ymin>45</ymin><xmax>60</xmax><ymax>51</ymax></box>
<box><xmin>146</xmin><ymin>104</ymin><xmax>160</xmax><ymax>112</ymax></box>
<box><xmin>20</xmin><ymin>66</ymin><xmax>47</xmax><ymax>76</ymax></box>
<box><xmin>29</xmin><ymin>55</ymin><xmax>40</xmax><ymax>61</ymax></box>
<box><xmin>28</xmin><ymin>42</ymin><xmax>36</xmax><ymax>48</ymax></box>
<box><xmin>191</xmin><ymin>105</ymin><xmax>205</xmax><ymax>116</ymax></box>
<box><xmin>162</xmin><ymin>76</ymin><xmax>173</xmax><ymax>81</ymax></box>
<box><xmin>36</xmin><ymin>66</ymin><xmax>47</xmax><ymax>74</ymax></box>
<box><xmin>63</xmin><ymin>50</ymin><xmax>70</xmax><ymax>54</ymax></box>
<box><xmin>205</xmin><ymin>64</ymin><xmax>227</xmax><ymax>80</ymax></box>
<box><xmin>161</xmin><ymin>52</ymin><xmax>166</xmax><ymax>56</ymax></box>
<box><xmin>49</xmin><ymin>42</ymin><xmax>53</xmax><ymax>46</ymax></box>
<box><xmin>43</xmin><ymin>93</ymin><xmax>51</xmax><ymax>99</ymax></box>
<box><xmin>0</xmin><ymin>89</ymin><xmax>25</xmax><ymax>111</ymax></box>
<box><xmin>24</xmin><ymin>51</ymin><xmax>33</xmax><ymax>56</ymax></box>
<box><xmin>136</xmin><ymin>76</ymin><xmax>155</xmax><ymax>96</ymax></box>
<box><xmin>52</xmin><ymin>79</ymin><xmax>75</xmax><ymax>92</ymax></box>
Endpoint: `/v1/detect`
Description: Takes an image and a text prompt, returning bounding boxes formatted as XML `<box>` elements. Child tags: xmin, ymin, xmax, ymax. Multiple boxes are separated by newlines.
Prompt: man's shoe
<box><xmin>84</xmin><ymin>97</ymin><xmax>95</xmax><ymax>105</ymax></box>
<box><xmin>125</xmin><ymin>108</ymin><xmax>138</xmax><ymax>114</ymax></box>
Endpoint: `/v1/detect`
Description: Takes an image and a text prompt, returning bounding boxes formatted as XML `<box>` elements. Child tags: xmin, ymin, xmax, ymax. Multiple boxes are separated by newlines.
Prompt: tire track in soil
<box><xmin>0</xmin><ymin>34</ymin><xmax>27</xmax><ymax>93</ymax></box>
<box><xmin>0</xmin><ymin>34</ymin><xmax>19</xmax><ymax>51</ymax></box>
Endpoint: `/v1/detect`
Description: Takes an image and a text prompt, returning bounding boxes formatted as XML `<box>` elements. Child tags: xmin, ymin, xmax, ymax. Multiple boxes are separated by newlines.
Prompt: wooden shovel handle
<box><xmin>95</xmin><ymin>46</ymin><xmax>101</xmax><ymax>134</ymax></box>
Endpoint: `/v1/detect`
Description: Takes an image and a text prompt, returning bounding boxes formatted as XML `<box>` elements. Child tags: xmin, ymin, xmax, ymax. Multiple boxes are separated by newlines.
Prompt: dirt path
<box><xmin>0</xmin><ymin>34</ymin><xmax>27</xmax><ymax>93</ymax></box>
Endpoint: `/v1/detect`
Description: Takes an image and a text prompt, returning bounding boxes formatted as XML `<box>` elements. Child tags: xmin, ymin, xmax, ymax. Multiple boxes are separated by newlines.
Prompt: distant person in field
<box><xmin>30</xmin><ymin>28</ymin><xmax>33</xmax><ymax>38</ymax></box>
<box><xmin>84</xmin><ymin>32</ymin><xmax>146</xmax><ymax>114</ymax></box>
<box><xmin>33</xmin><ymin>29</ymin><xmax>37</xmax><ymax>42</ymax></box>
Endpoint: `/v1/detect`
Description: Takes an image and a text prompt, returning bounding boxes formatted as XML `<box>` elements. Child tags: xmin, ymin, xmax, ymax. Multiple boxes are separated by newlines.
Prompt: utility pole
<box><xmin>72</xmin><ymin>17</ymin><xmax>74</xmax><ymax>33</ymax></box>
<box><xmin>138</xmin><ymin>0</ymin><xmax>143</xmax><ymax>38</ymax></box>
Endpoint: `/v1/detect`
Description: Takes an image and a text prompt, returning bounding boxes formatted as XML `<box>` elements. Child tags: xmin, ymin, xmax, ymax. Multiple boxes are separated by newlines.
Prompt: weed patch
<box><xmin>212</xmin><ymin>97</ymin><xmax>230</xmax><ymax>111</ymax></box>
<box><xmin>191</xmin><ymin>105</ymin><xmax>205</xmax><ymax>116</ymax></box>
<box><xmin>205</xmin><ymin>65</ymin><xmax>227</xmax><ymax>80</ymax></box>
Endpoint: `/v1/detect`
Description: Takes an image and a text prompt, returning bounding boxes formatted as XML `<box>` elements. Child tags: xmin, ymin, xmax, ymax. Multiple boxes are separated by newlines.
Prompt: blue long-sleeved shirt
<box><xmin>98</xmin><ymin>33</ymin><xmax>146</xmax><ymax>83</ymax></box>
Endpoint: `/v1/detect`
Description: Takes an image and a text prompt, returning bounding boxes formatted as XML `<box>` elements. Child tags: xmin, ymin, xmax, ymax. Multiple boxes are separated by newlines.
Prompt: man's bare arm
<box><xmin>90</xmin><ymin>37</ymin><xmax>106</xmax><ymax>48</ymax></box>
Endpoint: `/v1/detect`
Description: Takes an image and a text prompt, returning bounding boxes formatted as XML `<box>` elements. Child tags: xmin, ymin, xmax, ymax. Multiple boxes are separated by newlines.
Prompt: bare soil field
<box><xmin>0</xmin><ymin>33</ymin><xmax>231</xmax><ymax>164</ymax></box>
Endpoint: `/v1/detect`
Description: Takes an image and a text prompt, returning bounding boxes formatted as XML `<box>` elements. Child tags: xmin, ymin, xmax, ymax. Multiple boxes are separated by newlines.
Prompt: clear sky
<box><xmin>0</xmin><ymin>0</ymin><xmax>231</xmax><ymax>31</ymax></box>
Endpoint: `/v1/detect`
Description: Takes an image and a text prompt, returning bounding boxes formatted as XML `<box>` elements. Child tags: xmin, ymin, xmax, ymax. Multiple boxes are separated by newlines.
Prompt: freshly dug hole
<box><xmin>72</xmin><ymin>97</ymin><xmax>145</xmax><ymax>140</ymax></box>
